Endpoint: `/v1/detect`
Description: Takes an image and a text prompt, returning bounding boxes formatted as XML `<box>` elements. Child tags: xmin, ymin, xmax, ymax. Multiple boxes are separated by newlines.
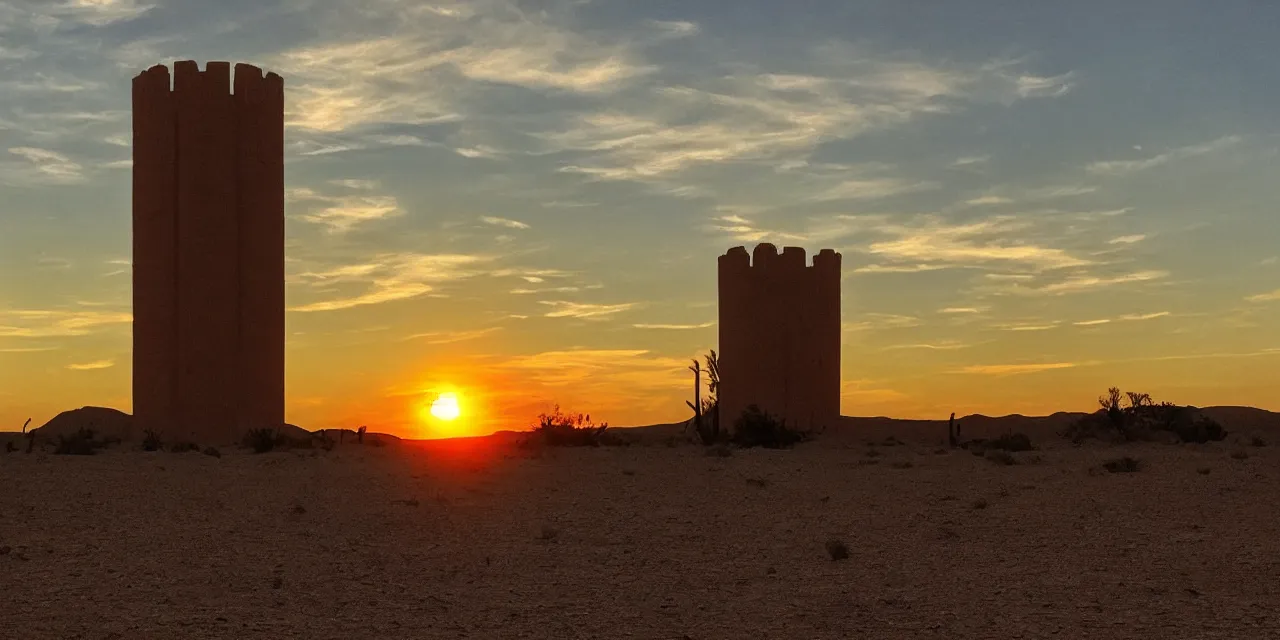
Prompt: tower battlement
<box><xmin>717</xmin><ymin>244</ymin><xmax>842</xmax><ymax>432</ymax></box>
<box><xmin>719</xmin><ymin>244</ymin><xmax>841</xmax><ymax>271</ymax></box>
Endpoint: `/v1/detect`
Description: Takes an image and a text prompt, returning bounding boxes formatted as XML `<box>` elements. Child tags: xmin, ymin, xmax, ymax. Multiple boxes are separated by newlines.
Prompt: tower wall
<box><xmin>132</xmin><ymin>61</ymin><xmax>285</xmax><ymax>446</ymax></box>
<box><xmin>717</xmin><ymin>244</ymin><xmax>842</xmax><ymax>433</ymax></box>
<box><xmin>131</xmin><ymin>66</ymin><xmax>177</xmax><ymax>443</ymax></box>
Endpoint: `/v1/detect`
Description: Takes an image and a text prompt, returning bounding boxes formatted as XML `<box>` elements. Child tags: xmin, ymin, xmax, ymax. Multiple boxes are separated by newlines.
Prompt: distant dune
<box><xmin>1</xmin><ymin>406</ymin><xmax>401</xmax><ymax>447</ymax></box>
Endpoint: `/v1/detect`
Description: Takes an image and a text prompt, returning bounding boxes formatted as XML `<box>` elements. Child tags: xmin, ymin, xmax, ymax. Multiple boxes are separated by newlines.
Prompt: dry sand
<box><xmin>3</xmin><ymin>433</ymin><xmax>1279</xmax><ymax>639</ymax></box>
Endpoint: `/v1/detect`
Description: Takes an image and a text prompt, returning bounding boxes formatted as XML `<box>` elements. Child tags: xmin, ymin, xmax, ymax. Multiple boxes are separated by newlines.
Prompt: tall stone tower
<box><xmin>132</xmin><ymin>61</ymin><xmax>285</xmax><ymax>445</ymax></box>
<box><xmin>717</xmin><ymin>244</ymin><xmax>841</xmax><ymax>432</ymax></box>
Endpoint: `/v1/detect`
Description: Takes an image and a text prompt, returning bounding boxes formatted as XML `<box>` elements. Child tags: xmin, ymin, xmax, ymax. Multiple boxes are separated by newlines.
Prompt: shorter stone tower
<box><xmin>717</xmin><ymin>244</ymin><xmax>842</xmax><ymax>432</ymax></box>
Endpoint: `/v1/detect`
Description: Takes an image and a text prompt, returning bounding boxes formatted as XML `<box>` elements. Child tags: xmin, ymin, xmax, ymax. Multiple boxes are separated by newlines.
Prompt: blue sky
<box><xmin>2</xmin><ymin>0</ymin><xmax>1278</xmax><ymax>436</ymax></box>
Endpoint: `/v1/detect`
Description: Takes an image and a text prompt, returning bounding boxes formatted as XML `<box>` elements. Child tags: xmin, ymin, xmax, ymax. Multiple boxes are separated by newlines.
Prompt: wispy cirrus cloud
<box><xmin>1072</xmin><ymin>311</ymin><xmax>1169</xmax><ymax>326</ymax></box>
<box><xmin>480</xmin><ymin>216</ymin><xmax>531</xmax><ymax>230</ymax></box>
<box><xmin>3</xmin><ymin>147</ymin><xmax>85</xmax><ymax>184</ymax></box>
<box><xmin>546</xmin><ymin>52</ymin><xmax>1074</xmax><ymax>187</ymax></box>
<box><xmin>539</xmin><ymin>300</ymin><xmax>638</xmax><ymax>319</ymax></box>
<box><xmin>632</xmin><ymin>322</ymin><xmax>714</xmax><ymax>330</ymax></box>
<box><xmin>275</xmin><ymin>1</ymin><xmax>662</xmax><ymax>133</ymax></box>
<box><xmin>0</xmin><ymin>309</ymin><xmax>131</xmax><ymax>338</ymax></box>
<box><xmin>1086</xmin><ymin>135</ymin><xmax>1241</xmax><ymax>176</ymax></box>
<box><xmin>1246</xmin><ymin>289</ymin><xmax>1280</xmax><ymax>303</ymax></box>
<box><xmin>403</xmin><ymin>327</ymin><xmax>502</xmax><ymax>344</ymax></box>
<box><xmin>291</xmin><ymin>253</ymin><xmax>491</xmax><ymax>312</ymax></box>
<box><xmin>956</xmin><ymin>362</ymin><xmax>1081</xmax><ymax>376</ymax></box>
<box><xmin>289</xmin><ymin>181</ymin><xmax>402</xmax><ymax>232</ymax></box>
<box><xmin>66</xmin><ymin>359</ymin><xmax>114</xmax><ymax>371</ymax></box>
<box><xmin>864</xmin><ymin>215</ymin><xmax>1091</xmax><ymax>272</ymax></box>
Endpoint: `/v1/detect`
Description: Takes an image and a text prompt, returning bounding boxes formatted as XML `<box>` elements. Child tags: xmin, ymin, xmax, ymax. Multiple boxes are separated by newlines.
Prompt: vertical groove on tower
<box><xmin>234</xmin><ymin>65</ymin><xmax>285</xmax><ymax>431</ymax></box>
<box><xmin>175</xmin><ymin>61</ymin><xmax>239</xmax><ymax>444</ymax></box>
<box><xmin>131</xmin><ymin>65</ymin><xmax>177</xmax><ymax>441</ymax></box>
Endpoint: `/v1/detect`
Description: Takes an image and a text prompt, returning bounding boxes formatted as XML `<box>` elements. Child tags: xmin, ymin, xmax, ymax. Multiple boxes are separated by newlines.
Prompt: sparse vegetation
<box><xmin>1197</xmin><ymin>467</ymin><xmax>1212</xmax><ymax>475</ymax></box>
<box><xmin>539</xmin><ymin>525</ymin><xmax>559</xmax><ymax>541</ymax></box>
<box><xmin>53</xmin><ymin>427</ymin><xmax>105</xmax><ymax>455</ymax></box>
<box><xmin>971</xmin><ymin>498</ymin><xmax>989</xmax><ymax>510</ymax></box>
<box><xmin>731</xmin><ymin>405</ymin><xmax>810</xmax><ymax>449</ymax></box>
<box><xmin>243</xmin><ymin>427</ymin><xmax>282</xmax><ymax>453</ymax></box>
<box><xmin>686</xmin><ymin>350</ymin><xmax>723</xmax><ymax>446</ymax></box>
<box><xmin>825</xmin><ymin>538</ymin><xmax>849</xmax><ymax>561</ymax></box>
<box><xmin>1064</xmin><ymin>388</ymin><xmax>1227</xmax><ymax>444</ymax></box>
<box><xmin>1102</xmin><ymin>456</ymin><xmax>1143</xmax><ymax>473</ymax></box>
<box><xmin>170</xmin><ymin>441</ymin><xmax>199</xmax><ymax>453</ymax></box>
<box><xmin>1250</xmin><ymin>435</ymin><xmax>1267</xmax><ymax>447</ymax></box>
<box><xmin>528</xmin><ymin>406</ymin><xmax>610</xmax><ymax>447</ymax></box>
<box><xmin>202</xmin><ymin>447</ymin><xmax>221</xmax><ymax>458</ymax></box>
<box><xmin>964</xmin><ymin>431</ymin><xmax>1034</xmax><ymax>457</ymax></box>
<box><xmin>1230</xmin><ymin>450</ymin><xmax>1249</xmax><ymax>460</ymax></box>
<box><xmin>142</xmin><ymin>429</ymin><xmax>163</xmax><ymax>452</ymax></box>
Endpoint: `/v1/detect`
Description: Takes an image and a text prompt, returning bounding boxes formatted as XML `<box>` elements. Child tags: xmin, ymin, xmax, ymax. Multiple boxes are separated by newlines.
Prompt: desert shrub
<box><xmin>529</xmin><ymin>406</ymin><xmax>609</xmax><ymax>447</ymax></box>
<box><xmin>1250</xmin><ymin>435</ymin><xmax>1267</xmax><ymax>447</ymax></box>
<box><xmin>1063</xmin><ymin>388</ymin><xmax>1227</xmax><ymax>444</ymax></box>
<box><xmin>54</xmin><ymin>428</ymin><xmax>104</xmax><ymax>455</ymax></box>
<box><xmin>986</xmin><ymin>432</ymin><xmax>1034</xmax><ymax>452</ymax></box>
<box><xmin>1102</xmin><ymin>456</ymin><xmax>1142</xmax><ymax>473</ymax></box>
<box><xmin>170</xmin><ymin>441</ymin><xmax>200</xmax><ymax>453</ymax></box>
<box><xmin>825</xmin><ymin>538</ymin><xmax>849</xmax><ymax>561</ymax></box>
<box><xmin>141</xmin><ymin>429</ymin><xmax>163</xmax><ymax>452</ymax></box>
<box><xmin>731</xmin><ymin>405</ymin><xmax>810</xmax><ymax>449</ymax></box>
<box><xmin>971</xmin><ymin>498</ymin><xmax>989</xmax><ymax>510</ymax></box>
<box><xmin>4</xmin><ymin>441</ymin><xmax>16</xmax><ymax>453</ymax></box>
<box><xmin>243</xmin><ymin>427</ymin><xmax>283</xmax><ymax>453</ymax></box>
<box><xmin>202</xmin><ymin>447</ymin><xmax>221</xmax><ymax>458</ymax></box>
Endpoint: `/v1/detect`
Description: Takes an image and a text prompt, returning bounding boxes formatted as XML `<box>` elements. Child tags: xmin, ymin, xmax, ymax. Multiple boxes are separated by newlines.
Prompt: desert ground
<box><xmin>3</xmin><ymin>422</ymin><xmax>1280</xmax><ymax>639</ymax></box>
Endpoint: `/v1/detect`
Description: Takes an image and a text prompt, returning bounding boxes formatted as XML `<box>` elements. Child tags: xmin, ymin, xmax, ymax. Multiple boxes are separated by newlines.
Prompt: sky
<box><xmin>2</xmin><ymin>0</ymin><xmax>1278</xmax><ymax>439</ymax></box>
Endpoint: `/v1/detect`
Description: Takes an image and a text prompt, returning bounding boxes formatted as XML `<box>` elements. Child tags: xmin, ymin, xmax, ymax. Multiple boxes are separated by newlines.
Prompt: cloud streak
<box><xmin>1086</xmin><ymin>135</ymin><xmax>1241</xmax><ymax>176</ymax></box>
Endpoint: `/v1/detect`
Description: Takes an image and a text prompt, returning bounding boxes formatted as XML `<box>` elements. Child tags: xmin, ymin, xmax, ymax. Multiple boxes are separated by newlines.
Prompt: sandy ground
<box><xmin>3</xmin><ymin>435</ymin><xmax>1279</xmax><ymax>639</ymax></box>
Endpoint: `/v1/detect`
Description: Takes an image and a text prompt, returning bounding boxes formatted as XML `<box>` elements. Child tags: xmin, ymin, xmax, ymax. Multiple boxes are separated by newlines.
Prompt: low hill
<box><xmin>2</xmin><ymin>407</ymin><xmax>399</xmax><ymax>448</ymax></box>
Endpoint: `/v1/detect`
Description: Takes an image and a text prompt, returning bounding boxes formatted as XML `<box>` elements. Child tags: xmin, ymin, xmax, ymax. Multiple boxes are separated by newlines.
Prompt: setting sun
<box><xmin>430</xmin><ymin>392</ymin><xmax>461</xmax><ymax>421</ymax></box>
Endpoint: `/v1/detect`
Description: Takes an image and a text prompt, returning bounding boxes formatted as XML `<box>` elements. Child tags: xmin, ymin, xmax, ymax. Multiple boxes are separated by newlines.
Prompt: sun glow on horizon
<box><xmin>430</xmin><ymin>392</ymin><xmax>461</xmax><ymax>421</ymax></box>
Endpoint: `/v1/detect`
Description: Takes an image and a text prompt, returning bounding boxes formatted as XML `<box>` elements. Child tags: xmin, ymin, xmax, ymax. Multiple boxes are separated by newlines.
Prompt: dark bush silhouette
<box><xmin>825</xmin><ymin>538</ymin><xmax>849</xmax><ymax>560</ymax></box>
<box><xmin>529</xmin><ymin>406</ymin><xmax>610</xmax><ymax>447</ymax></box>
<box><xmin>142</xmin><ymin>429</ymin><xmax>163</xmax><ymax>452</ymax></box>
<box><xmin>686</xmin><ymin>350</ymin><xmax>724</xmax><ymax>445</ymax></box>
<box><xmin>731</xmin><ymin>405</ymin><xmax>810</xmax><ymax>449</ymax></box>
<box><xmin>1103</xmin><ymin>456</ymin><xmax>1142</xmax><ymax>473</ymax></box>
<box><xmin>1063</xmin><ymin>388</ymin><xmax>1227</xmax><ymax>444</ymax></box>
<box><xmin>170</xmin><ymin>441</ymin><xmax>200</xmax><ymax>453</ymax></box>
<box><xmin>54</xmin><ymin>428</ymin><xmax>104</xmax><ymax>455</ymax></box>
<box><xmin>243</xmin><ymin>427</ymin><xmax>282</xmax><ymax>453</ymax></box>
